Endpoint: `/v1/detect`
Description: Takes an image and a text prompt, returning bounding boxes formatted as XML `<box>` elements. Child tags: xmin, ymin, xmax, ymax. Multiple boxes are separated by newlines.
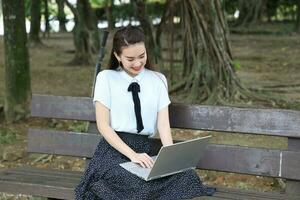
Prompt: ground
<box><xmin>0</xmin><ymin>25</ymin><xmax>300</xmax><ymax>199</ymax></box>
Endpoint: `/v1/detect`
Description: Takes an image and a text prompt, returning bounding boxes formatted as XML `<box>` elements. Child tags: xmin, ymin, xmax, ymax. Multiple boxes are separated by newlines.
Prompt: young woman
<box><xmin>75</xmin><ymin>26</ymin><xmax>215</xmax><ymax>199</ymax></box>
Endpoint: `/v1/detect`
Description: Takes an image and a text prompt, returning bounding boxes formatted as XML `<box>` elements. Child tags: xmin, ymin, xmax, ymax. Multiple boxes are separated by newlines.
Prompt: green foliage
<box><xmin>90</xmin><ymin>0</ymin><xmax>166</xmax><ymax>7</ymax></box>
<box><xmin>225</xmin><ymin>0</ymin><xmax>298</xmax><ymax>22</ymax></box>
<box><xmin>41</xmin><ymin>0</ymin><xmax>58</xmax><ymax>18</ymax></box>
<box><xmin>25</xmin><ymin>0</ymin><xmax>63</xmax><ymax>20</ymax></box>
<box><xmin>24</xmin><ymin>0</ymin><xmax>31</xmax><ymax>18</ymax></box>
<box><xmin>91</xmin><ymin>0</ymin><xmax>108</xmax><ymax>7</ymax></box>
<box><xmin>276</xmin><ymin>0</ymin><xmax>298</xmax><ymax>21</ymax></box>
<box><xmin>93</xmin><ymin>1</ymin><xmax>164</xmax><ymax>21</ymax></box>
<box><xmin>0</xmin><ymin>128</ymin><xmax>18</xmax><ymax>144</ymax></box>
<box><xmin>236</xmin><ymin>181</ymin><xmax>249</xmax><ymax>190</ymax></box>
<box><xmin>232</xmin><ymin>60</ymin><xmax>242</xmax><ymax>70</ymax></box>
<box><xmin>68</xmin><ymin>121</ymin><xmax>89</xmax><ymax>132</ymax></box>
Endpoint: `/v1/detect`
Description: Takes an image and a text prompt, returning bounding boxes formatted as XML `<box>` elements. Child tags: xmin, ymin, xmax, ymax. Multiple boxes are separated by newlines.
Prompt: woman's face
<box><xmin>114</xmin><ymin>42</ymin><xmax>147</xmax><ymax>77</ymax></box>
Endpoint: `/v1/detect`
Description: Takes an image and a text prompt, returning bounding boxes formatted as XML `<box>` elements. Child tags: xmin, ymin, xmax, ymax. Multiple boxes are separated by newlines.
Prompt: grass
<box><xmin>229</xmin><ymin>21</ymin><xmax>296</xmax><ymax>35</ymax></box>
<box><xmin>0</xmin><ymin>127</ymin><xmax>18</xmax><ymax>144</ymax></box>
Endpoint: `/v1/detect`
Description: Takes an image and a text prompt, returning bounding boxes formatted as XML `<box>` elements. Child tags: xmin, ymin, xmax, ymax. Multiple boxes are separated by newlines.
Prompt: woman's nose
<box><xmin>134</xmin><ymin>61</ymin><xmax>142</xmax><ymax>66</ymax></box>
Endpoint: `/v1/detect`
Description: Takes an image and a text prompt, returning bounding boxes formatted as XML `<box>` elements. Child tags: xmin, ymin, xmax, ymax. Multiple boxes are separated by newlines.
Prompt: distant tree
<box><xmin>155</xmin><ymin>0</ymin><xmax>175</xmax><ymax>53</ymax></box>
<box><xmin>65</xmin><ymin>0</ymin><xmax>99</xmax><ymax>65</ymax></box>
<box><xmin>265</xmin><ymin>0</ymin><xmax>280</xmax><ymax>22</ymax></box>
<box><xmin>29</xmin><ymin>0</ymin><xmax>43</xmax><ymax>46</ymax></box>
<box><xmin>2</xmin><ymin>0</ymin><xmax>31</xmax><ymax>122</ymax></box>
<box><xmin>172</xmin><ymin>0</ymin><xmax>246</xmax><ymax>103</ymax></box>
<box><xmin>105</xmin><ymin>0</ymin><xmax>115</xmax><ymax>30</ymax></box>
<box><xmin>43</xmin><ymin>0</ymin><xmax>50</xmax><ymax>38</ymax></box>
<box><xmin>155</xmin><ymin>0</ymin><xmax>176</xmax><ymax>77</ymax></box>
<box><xmin>169</xmin><ymin>0</ymin><xmax>292</xmax><ymax>106</ymax></box>
<box><xmin>296</xmin><ymin>0</ymin><xmax>300</xmax><ymax>32</ymax></box>
<box><xmin>235</xmin><ymin>0</ymin><xmax>267</xmax><ymax>26</ymax></box>
<box><xmin>56</xmin><ymin>0</ymin><xmax>67</xmax><ymax>32</ymax></box>
<box><xmin>132</xmin><ymin>0</ymin><xmax>159</xmax><ymax>66</ymax></box>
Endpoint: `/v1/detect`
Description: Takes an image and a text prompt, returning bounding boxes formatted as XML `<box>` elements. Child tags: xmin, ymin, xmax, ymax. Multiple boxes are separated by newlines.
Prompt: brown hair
<box><xmin>109</xmin><ymin>26</ymin><xmax>152</xmax><ymax>70</ymax></box>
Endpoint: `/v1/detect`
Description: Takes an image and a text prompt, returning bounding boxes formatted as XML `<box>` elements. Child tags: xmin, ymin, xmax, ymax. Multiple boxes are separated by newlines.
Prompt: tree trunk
<box><xmin>155</xmin><ymin>0</ymin><xmax>175</xmax><ymax>48</ymax></box>
<box><xmin>235</xmin><ymin>0</ymin><xmax>267</xmax><ymax>27</ymax></box>
<box><xmin>173</xmin><ymin>0</ymin><xmax>244</xmax><ymax>104</ymax></box>
<box><xmin>65</xmin><ymin>0</ymin><xmax>99</xmax><ymax>65</ymax></box>
<box><xmin>56</xmin><ymin>0</ymin><xmax>67</xmax><ymax>32</ymax></box>
<box><xmin>296</xmin><ymin>0</ymin><xmax>300</xmax><ymax>33</ymax></box>
<box><xmin>2</xmin><ymin>0</ymin><xmax>31</xmax><ymax>122</ymax></box>
<box><xmin>170</xmin><ymin>0</ymin><xmax>297</xmax><ymax>107</ymax></box>
<box><xmin>29</xmin><ymin>0</ymin><xmax>42</xmax><ymax>46</ymax></box>
<box><xmin>43</xmin><ymin>0</ymin><xmax>50</xmax><ymax>38</ymax></box>
<box><xmin>132</xmin><ymin>0</ymin><xmax>159</xmax><ymax>67</ymax></box>
<box><xmin>106</xmin><ymin>0</ymin><xmax>114</xmax><ymax>30</ymax></box>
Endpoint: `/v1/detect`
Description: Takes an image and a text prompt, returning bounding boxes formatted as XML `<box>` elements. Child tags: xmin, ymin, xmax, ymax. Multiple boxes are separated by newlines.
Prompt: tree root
<box><xmin>171</xmin><ymin>77</ymin><xmax>300</xmax><ymax>110</ymax></box>
<box><xmin>31</xmin><ymin>154</ymin><xmax>53</xmax><ymax>164</ymax></box>
<box><xmin>28</xmin><ymin>40</ymin><xmax>46</xmax><ymax>48</ymax></box>
<box><xmin>67</xmin><ymin>56</ymin><xmax>92</xmax><ymax>66</ymax></box>
<box><xmin>250</xmin><ymin>87</ymin><xmax>300</xmax><ymax>94</ymax></box>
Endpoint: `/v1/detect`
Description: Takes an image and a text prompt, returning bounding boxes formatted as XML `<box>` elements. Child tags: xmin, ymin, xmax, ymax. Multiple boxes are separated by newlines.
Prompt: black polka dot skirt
<box><xmin>74</xmin><ymin>132</ymin><xmax>215</xmax><ymax>200</ymax></box>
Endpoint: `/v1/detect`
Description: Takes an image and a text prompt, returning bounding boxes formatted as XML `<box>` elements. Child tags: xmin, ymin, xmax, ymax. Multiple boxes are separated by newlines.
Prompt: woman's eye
<box><xmin>127</xmin><ymin>56</ymin><xmax>144</xmax><ymax>61</ymax></box>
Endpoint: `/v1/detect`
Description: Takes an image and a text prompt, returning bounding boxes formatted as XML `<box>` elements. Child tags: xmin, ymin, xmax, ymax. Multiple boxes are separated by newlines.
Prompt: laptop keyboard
<box><xmin>120</xmin><ymin>156</ymin><xmax>157</xmax><ymax>179</ymax></box>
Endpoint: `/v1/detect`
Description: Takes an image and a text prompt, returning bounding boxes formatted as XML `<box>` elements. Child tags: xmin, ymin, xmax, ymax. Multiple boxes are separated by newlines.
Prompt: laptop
<box><xmin>119</xmin><ymin>135</ymin><xmax>211</xmax><ymax>181</ymax></box>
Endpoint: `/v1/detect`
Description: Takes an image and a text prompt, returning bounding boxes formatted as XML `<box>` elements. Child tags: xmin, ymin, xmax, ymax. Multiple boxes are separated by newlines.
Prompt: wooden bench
<box><xmin>0</xmin><ymin>94</ymin><xmax>300</xmax><ymax>200</ymax></box>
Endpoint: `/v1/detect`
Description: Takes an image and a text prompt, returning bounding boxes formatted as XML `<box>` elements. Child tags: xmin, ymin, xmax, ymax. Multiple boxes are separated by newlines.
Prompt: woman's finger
<box><xmin>143</xmin><ymin>157</ymin><xmax>153</xmax><ymax>168</ymax></box>
<box><xmin>143</xmin><ymin>154</ymin><xmax>154</xmax><ymax>166</ymax></box>
<box><xmin>146</xmin><ymin>154</ymin><xmax>154</xmax><ymax>164</ymax></box>
<box><xmin>144</xmin><ymin>160</ymin><xmax>152</xmax><ymax>168</ymax></box>
<box><xmin>147</xmin><ymin>157</ymin><xmax>154</xmax><ymax>168</ymax></box>
<box><xmin>139</xmin><ymin>156</ymin><xmax>150</xmax><ymax>168</ymax></box>
<box><xmin>138</xmin><ymin>160</ymin><xmax>146</xmax><ymax>168</ymax></box>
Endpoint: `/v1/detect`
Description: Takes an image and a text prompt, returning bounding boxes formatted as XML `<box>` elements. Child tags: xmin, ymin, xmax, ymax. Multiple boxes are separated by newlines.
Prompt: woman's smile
<box><xmin>132</xmin><ymin>66</ymin><xmax>142</xmax><ymax>72</ymax></box>
<box><xmin>114</xmin><ymin>42</ymin><xmax>147</xmax><ymax>77</ymax></box>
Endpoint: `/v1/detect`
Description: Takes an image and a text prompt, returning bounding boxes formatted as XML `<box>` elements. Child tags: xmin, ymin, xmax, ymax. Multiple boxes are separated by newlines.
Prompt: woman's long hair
<box><xmin>109</xmin><ymin>26</ymin><xmax>152</xmax><ymax>70</ymax></box>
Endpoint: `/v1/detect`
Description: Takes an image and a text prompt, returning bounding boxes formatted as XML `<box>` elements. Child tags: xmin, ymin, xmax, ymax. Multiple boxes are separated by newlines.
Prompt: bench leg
<box><xmin>286</xmin><ymin>180</ymin><xmax>300</xmax><ymax>196</ymax></box>
<box><xmin>286</xmin><ymin>138</ymin><xmax>300</xmax><ymax>196</ymax></box>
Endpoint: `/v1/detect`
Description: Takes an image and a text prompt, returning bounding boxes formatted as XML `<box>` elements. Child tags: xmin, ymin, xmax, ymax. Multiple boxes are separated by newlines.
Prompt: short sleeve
<box><xmin>93</xmin><ymin>71</ymin><xmax>111</xmax><ymax>109</ymax></box>
<box><xmin>157</xmin><ymin>73</ymin><xmax>171</xmax><ymax>111</ymax></box>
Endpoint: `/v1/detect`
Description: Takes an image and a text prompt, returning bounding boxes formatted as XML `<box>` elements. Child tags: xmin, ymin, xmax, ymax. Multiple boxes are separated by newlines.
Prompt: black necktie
<box><xmin>128</xmin><ymin>82</ymin><xmax>144</xmax><ymax>133</ymax></box>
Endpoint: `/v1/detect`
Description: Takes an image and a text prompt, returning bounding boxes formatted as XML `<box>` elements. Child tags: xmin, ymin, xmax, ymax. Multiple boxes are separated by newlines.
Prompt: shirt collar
<box><xmin>119</xmin><ymin>67</ymin><xmax>146</xmax><ymax>83</ymax></box>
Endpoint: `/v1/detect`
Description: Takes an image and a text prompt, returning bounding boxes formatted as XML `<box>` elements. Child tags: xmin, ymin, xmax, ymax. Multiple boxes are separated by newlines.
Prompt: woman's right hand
<box><xmin>130</xmin><ymin>152</ymin><xmax>154</xmax><ymax>168</ymax></box>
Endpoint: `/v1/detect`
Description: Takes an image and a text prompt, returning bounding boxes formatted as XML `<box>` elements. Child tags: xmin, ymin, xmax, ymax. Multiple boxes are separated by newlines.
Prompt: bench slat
<box><xmin>282</xmin><ymin>151</ymin><xmax>300</xmax><ymax>181</ymax></box>
<box><xmin>0</xmin><ymin>168</ymin><xmax>78</xmax><ymax>199</ymax></box>
<box><xmin>28</xmin><ymin>129</ymin><xmax>300</xmax><ymax>180</ymax></box>
<box><xmin>31</xmin><ymin>95</ymin><xmax>95</xmax><ymax>121</ymax></box>
<box><xmin>200</xmin><ymin>187</ymin><xmax>297</xmax><ymax>200</ymax></box>
<box><xmin>0</xmin><ymin>181</ymin><xmax>74</xmax><ymax>200</ymax></box>
<box><xmin>170</xmin><ymin>104</ymin><xmax>300</xmax><ymax>138</ymax></box>
<box><xmin>0</xmin><ymin>174</ymin><xmax>78</xmax><ymax>187</ymax></box>
<box><xmin>4</xmin><ymin>168</ymin><xmax>82</xmax><ymax>180</ymax></box>
<box><xmin>31</xmin><ymin>95</ymin><xmax>300</xmax><ymax>138</ymax></box>
<box><xmin>28</xmin><ymin>129</ymin><xmax>100</xmax><ymax>157</ymax></box>
<box><xmin>6</xmin><ymin>166</ymin><xmax>82</xmax><ymax>176</ymax></box>
<box><xmin>1</xmin><ymin>167</ymin><xmax>296</xmax><ymax>200</ymax></box>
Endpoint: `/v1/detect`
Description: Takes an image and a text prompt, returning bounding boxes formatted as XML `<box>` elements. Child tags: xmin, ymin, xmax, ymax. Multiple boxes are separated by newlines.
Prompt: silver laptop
<box><xmin>119</xmin><ymin>135</ymin><xmax>211</xmax><ymax>181</ymax></box>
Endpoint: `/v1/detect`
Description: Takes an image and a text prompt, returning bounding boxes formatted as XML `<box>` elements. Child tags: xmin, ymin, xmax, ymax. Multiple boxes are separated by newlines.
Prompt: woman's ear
<box><xmin>113</xmin><ymin>52</ymin><xmax>120</xmax><ymax>62</ymax></box>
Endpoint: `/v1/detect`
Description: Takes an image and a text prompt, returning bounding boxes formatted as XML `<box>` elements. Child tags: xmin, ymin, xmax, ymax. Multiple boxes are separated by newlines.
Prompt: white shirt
<box><xmin>93</xmin><ymin>67</ymin><xmax>171</xmax><ymax>137</ymax></box>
